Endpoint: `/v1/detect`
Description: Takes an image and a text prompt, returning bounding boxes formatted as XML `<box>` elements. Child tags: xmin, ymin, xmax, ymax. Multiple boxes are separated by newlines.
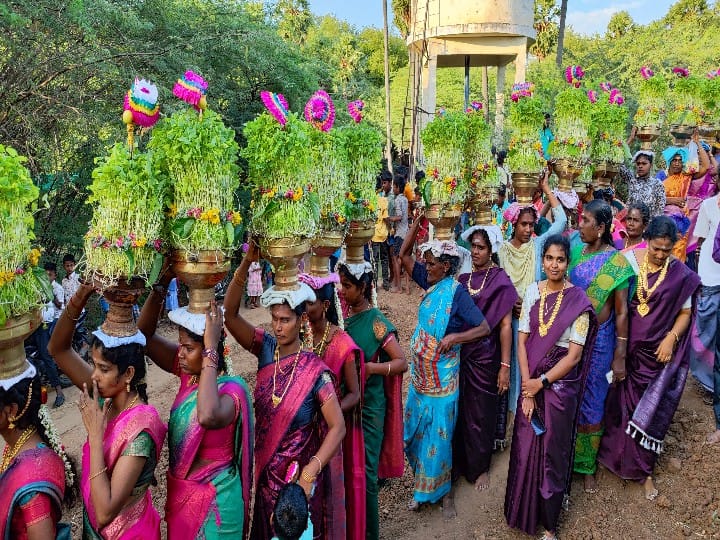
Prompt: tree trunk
<box><xmin>482</xmin><ymin>66</ymin><xmax>489</xmax><ymax>122</ymax></box>
<box><xmin>382</xmin><ymin>0</ymin><xmax>394</xmax><ymax>174</ymax></box>
<box><xmin>556</xmin><ymin>0</ymin><xmax>568</xmax><ymax>67</ymax></box>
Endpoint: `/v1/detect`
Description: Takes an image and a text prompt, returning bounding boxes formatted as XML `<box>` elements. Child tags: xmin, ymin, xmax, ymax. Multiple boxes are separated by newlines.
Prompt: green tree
<box><xmin>530</xmin><ymin>0</ymin><xmax>559</xmax><ymax>61</ymax></box>
<box><xmin>357</xmin><ymin>28</ymin><xmax>408</xmax><ymax>86</ymax></box>
<box><xmin>606</xmin><ymin>11</ymin><xmax>634</xmax><ymax>39</ymax></box>
<box><xmin>272</xmin><ymin>0</ymin><xmax>312</xmax><ymax>44</ymax></box>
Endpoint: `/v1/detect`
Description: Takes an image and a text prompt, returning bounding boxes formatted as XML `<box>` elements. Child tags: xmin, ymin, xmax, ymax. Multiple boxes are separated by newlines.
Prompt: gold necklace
<box><xmin>466</xmin><ymin>265</ymin><xmax>494</xmax><ymax>296</ymax></box>
<box><xmin>312</xmin><ymin>322</ymin><xmax>332</xmax><ymax>358</ymax></box>
<box><xmin>272</xmin><ymin>348</ymin><xmax>301</xmax><ymax>408</ymax></box>
<box><xmin>189</xmin><ymin>375</ymin><xmax>199</xmax><ymax>386</ymax></box>
<box><xmin>636</xmin><ymin>253</ymin><xmax>669</xmax><ymax>317</ymax></box>
<box><xmin>106</xmin><ymin>393</ymin><xmax>140</xmax><ymax>418</ymax></box>
<box><xmin>1</xmin><ymin>427</ymin><xmax>36</xmax><ymax>472</ymax></box>
<box><xmin>538</xmin><ymin>281</ymin><xmax>565</xmax><ymax>337</ymax></box>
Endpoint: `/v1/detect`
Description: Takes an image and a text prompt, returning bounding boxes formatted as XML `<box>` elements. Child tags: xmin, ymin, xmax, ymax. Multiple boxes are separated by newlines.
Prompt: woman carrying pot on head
<box><xmin>453</xmin><ymin>225</ymin><xmax>518</xmax><ymax>491</ymax></box>
<box><xmin>504</xmin><ymin>235</ymin><xmax>598</xmax><ymax>540</ymax></box>
<box><xmin>398</xmin><ymin>219</ymin><xmax>490</xmax><ymax>517</ymax></box>
<box><xmin>598</xmin><ymin>216</ymin><xmax>701</xmax><ymax>501</ymax></box>
<box><xmin>0</xmin><ymin>363</ymin><xmax>76</xmax><ymax>540</ymax></box>
<box><xmin>224</xmin><ymin>242</ymin><xmax>345</xmax><ymax>540</ymax></box>
<box><xmin>336</xmin><ymin>261</ymin><xmax>406</xmax><ymax>540</ymax></box>
<box><xmin>136</xmin><ymin>268</ymin><xmax>254</xmax><ymax>539</ymax></box>
<box><xmin>48</xmin><ymin>283</ymin><xmax>167</xmax><ymax>539</ymax></box>
<box><xmin>298</xmin><ymin>272</ymin><xmax>363</xmax><ymax>539</ymax></box>
<box><xmin>620</xmin><ymin>150</ymin><xmax>666</xmax><ymax>219</ymax></box>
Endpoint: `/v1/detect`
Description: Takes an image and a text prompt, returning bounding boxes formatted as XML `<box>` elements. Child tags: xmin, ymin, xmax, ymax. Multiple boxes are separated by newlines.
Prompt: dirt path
<box><xmin>16</xmin><ymin>290</ymin><xmax>720</xmax><ymax>539</ymax></box>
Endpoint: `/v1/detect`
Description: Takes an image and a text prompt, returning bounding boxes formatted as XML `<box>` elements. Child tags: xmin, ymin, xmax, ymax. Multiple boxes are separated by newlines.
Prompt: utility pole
<box><xmin>382</xmin><ymin>0</ymin><xmax>394</xmax><ymax>173</ymax></box>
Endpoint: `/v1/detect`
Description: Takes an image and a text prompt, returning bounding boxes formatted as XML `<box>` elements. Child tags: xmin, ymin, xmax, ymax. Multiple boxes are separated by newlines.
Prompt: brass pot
<box><xmin>637</xmin><ymin>125</ymin><xmax>661</xmax><ymax>150</ymax></box>
<box><xmin>511</xmin><ymin>172</ymin><xmax>538</xmax><ymax>205</ymax></box>
<box><xmin>259</xmin><ymin>237</ymin><xmax>310</xmax><ymax>291</ymax></box>
<box><xmin>0</xmin><ymin>309</ymin><xmax>41</xmax><ymax>380</ymax></box>
<box><xmin>470</xmin><ymin>186</ymin><xmax>499</xmax><ymax>226</ymax></box>
<box><xmin>698</xmin><ymin>123</ymin><xmax>719</xmax><ymax>145</ymax></box>
<box><xmin>669</xmin><ymin>123</ymin><xmax>695</xmax><ymax>146</ymax></box>
<box><xmin>100</xmin><ymin>277</ymin><xmax>146</xmax><ymax>337</ymax></box>
<box><xmin>552</xmin><ymin>159</ymin><xmax>583</xmax><ymax>192</ymax></box>
<box><xmin>172</xmin><ymin>250</ymin><xmax>230</xmax><ymax>313</ymax></box>
<box><xmin>345</xmin><ymin>221</ymin><xmax>375</xmax><ymax>265</ymax></box>
<box><xmin>425</xmin><ymin>204</ymin><xmax>461</xmax><ymax>241</ymax></box>
<box><xmin>310</xmin><ymin>229</ymin><xmax>346</xmax><ymax>277</ymax></box>
<box><xmin>592</xmin><ymin>161</ymin><xmax>619</xmax><ymax>189</ymax></box>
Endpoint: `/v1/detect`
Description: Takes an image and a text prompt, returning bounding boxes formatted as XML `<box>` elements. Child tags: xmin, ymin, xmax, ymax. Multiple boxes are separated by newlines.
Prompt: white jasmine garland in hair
<box><xmin>334</xmin><ymin>288</ymin><xmax>345</xmax><ymax>330</ymax></box>
<box><xmin>39</xmin><ymin>405</ymin><xmax>74</xmax><ymax>488</ymax></box>
<box><xmin>371</xmin><ymin>282</ymin><xmax>378</xmax><ymax>309</ymax></box>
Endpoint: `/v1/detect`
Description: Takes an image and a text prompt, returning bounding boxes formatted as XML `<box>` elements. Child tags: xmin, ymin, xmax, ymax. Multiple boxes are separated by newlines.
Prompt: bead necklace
<box><xmin>538</xmin><ymin>280</ymin><xmax>565</xmax><ymax>337</ymax></box>
<box><xmin>272</xmin><ymin>347</ymin><xmax>302</xmax><ymax>408</ymax></box>
<box><xmin>1</xmin><ymin>426</ymin><xmax>37</xmax><ymax>473</ymax></box>
<box><xmin>466</xmin><ymin>265</ymin><xmax>494</xmax><ymax>296</ymax></box>
<box><xmin>636</xmin><ymin>252</ymin><xmax>669</xmax><ymax>317</ymax></box>
<box><xmin>312</xmin><ymin>321</ymin><xmax>332</xmax><ymax>358</ymax></box>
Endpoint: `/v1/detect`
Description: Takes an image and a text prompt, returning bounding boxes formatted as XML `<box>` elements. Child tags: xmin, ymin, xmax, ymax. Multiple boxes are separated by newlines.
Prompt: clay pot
<box><xmin>172</xmin><ymin>250</ymin><xmax>230</xmax><ymax>313</ymax></box>
<box><xmin>0</xmin><ymin>310</ymin><xmax>41</xmax><ymax>380</ymax></box>
<box><xmin>258</xmin><ymin>238</ymin><xmax>310</xmax><ymax>291</ymax></box>
<box><xmin>100</xmin><ymin>277</ymin><xmax>146</xmax><ymax>336</ymax></box>
<box><xmin>345</xmin><ymin>221</ymin><xmax>375</xmax><ymax>265</ymax></box>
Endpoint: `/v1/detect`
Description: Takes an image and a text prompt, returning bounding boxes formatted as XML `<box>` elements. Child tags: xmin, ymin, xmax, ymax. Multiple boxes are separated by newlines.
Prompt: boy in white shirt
<box><xmin>38</xmin><ymin>262</ymin><xmax>67</xmax><ymax>407</ymax></box>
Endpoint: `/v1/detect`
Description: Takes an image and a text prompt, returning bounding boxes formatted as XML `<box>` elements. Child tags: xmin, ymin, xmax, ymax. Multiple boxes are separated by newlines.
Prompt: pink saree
<box><xmin>80</xmin><ymin>404</ymin><xmax>167</xmax><ymax>540</ymax></box>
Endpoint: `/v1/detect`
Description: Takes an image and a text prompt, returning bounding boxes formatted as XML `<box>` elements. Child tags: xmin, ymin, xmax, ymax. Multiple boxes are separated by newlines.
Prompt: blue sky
<box><xmin>308</xmin><ymin>0</ymin><xmax>678</xmax><ymax>35</ymax></box>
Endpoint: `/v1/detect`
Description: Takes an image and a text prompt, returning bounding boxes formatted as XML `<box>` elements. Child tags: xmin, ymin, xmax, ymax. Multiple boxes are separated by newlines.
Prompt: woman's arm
<box><xmin>47</xmin><ymin>283</ymin><xmax>94</xmax><ymax>390</ymax></box>
<box><xmin>197</xmin><ymin>303</ymin><xmax>238</xmax><ymax>429</ymax></box>
<box><xmin>136</xmin><ymin>268</ymin><xmax>177</xmax><ymax>373</ymax></box>
<box><xmin>655</xmin><ymin>308</ymin><xmax>692</xmax><ymax>363</ymax></box>
<box><xmin>398</xmin><ymin>217</ymin><xmax>422</xmax><ymax>279</ymax></box>
<box><xmin>23</xmin><ymin>495</ymin><xmax>57</xmax><ymax>540</ymax></box>
<box><xmin>297</xmin><ymin>393</ymin><xmax>346</xmax><ymax>497</ymax></box>
<box><xmin>692</xmin><ymin>133</ymin><xmax>710</xmax><ymax>179</ymax></box>
<box><xmin>497</xmin><ymin>311</ymin><xmax>513</xmax><ymax>393</ymax></box>
<box><xmin>364</xmin><ymin>333</ymin><xmax>408</xmax><ymax>377</ymax></box>
<box><xmin>438</xmin><ymin>320</ymin><xmax>491</xmax><ymax>353</ymax></box>
<box><xmin>339</xmin><ymin>350</ymin><xmax>361</xmax><ymax>413</ymax></box>
<box><xmin>224</xmin><ymin>244</ymin><xmax>258</xmax><ymax>352</ymax></box>
<box><xmin>611</xmin><ymin>287</ymin><xmax>629</xmax><ymax>382</ymax></box>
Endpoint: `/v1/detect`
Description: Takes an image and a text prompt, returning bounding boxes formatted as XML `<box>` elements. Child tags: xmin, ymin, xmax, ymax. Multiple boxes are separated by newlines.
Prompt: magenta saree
<box><xmin>321</xmin><ymin>330</ymin><xmax>364</xmax><ymax>540</ymax></box>
<box><xmin>598</xmin><ymin>258</ymin><xmax>701</xmax><ymax>480</ymax></box>
<box><xmin>251</xmin><ymin>329</ymin><xmax>337</xmax><ymax>540</ymax></box>
<box><xmin>81</xmin><ymin>404</ymin><xmax>166</xmax><ymax>540</ymax></box>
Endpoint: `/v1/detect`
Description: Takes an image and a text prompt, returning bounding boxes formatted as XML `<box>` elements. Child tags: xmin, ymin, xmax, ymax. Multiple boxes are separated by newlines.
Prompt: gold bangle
<box><xmin>616</xmin><ymin>336</ymin><xmax>628</xmax><ymax>341</ymax></box>
<box><xmin>386</xmin><ymin>363</ymin><xmax>391</xmax><ymax>376</ymax></box>
<box><xmin>670</xmin><ymin>331</ymin><xmax>680</xmax><ymax>343</ymax></box>
<box><xmin>65</xmin><ymin>308</ymin><xmax>80</xmax><ymax>322</ymax></box>
<box><xmin>89</xmin><ymin>467</ymin><xmax>107</xmax><ymax>481</ymax></box>
<box><xmin>500</xmin><ymin>362</ymin><xmax>511</xmax><ymax>368</ymax></box>
<box><xmin>301</xmin><ymin>470</ymin><xmax>316</xmax><ymax>484</ymax></box>
<box><xmin>310</xmin><ymin>455</ymin><xmax>323</xmax><ymax>472</ymax></box>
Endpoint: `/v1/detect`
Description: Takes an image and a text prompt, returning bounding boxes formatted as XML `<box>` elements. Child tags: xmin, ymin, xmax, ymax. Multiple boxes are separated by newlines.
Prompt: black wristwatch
<box><xmin>540</xmin><ymin>373</ymin><xmax>551</xmax><ymax>389</ymax></box>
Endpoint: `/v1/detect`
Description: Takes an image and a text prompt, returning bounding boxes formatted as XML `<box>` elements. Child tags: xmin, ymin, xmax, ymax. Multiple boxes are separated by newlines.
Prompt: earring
<box><xmin>598</xmin><ymin>232</ymin><xmax>601</xmax><ymax>239</ymax></box>
<box><xmin>126</xmin><ymin>380</ymin><xmax>131</xmax><ymax>393</ymax></box>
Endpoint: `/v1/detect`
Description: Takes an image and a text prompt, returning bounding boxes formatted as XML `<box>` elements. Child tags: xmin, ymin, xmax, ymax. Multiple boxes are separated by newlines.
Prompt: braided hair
<box><xmin>89</xmin><ymin>338</ymin><xmax>149</xmax><ymax>402</ymax></box>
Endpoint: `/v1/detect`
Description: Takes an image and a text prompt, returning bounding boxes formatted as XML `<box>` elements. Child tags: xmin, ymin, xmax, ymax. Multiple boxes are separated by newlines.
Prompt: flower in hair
<box><xmin>348</xmin><ymin>99</ymin><xmax>364</xmax><ymax>123</ymax></box>
<box><xmin>304</xmin><ymin>90</ymin><xmax>335</xmax><ymax>132</ymax></box>
<box><xmin>173</xmin><ymin>71</ymin><xmax>208</xmax><ymax>110</ymax></box>
<box><xmin>123</xmin><ymin>78</ymin><xmax>160</xmax><ymax>128</ymax></box>
<box><xmin>261</xmin><ymin>91</ymin><xmax>290</xmax><ymax>126</ymax></box>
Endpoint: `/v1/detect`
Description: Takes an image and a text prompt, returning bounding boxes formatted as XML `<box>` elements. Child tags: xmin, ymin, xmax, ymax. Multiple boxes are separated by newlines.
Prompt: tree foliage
<box><xmin>530</xmin><ymin>0</ymin><xmax>560</xmax><ymax>60</ymax></box>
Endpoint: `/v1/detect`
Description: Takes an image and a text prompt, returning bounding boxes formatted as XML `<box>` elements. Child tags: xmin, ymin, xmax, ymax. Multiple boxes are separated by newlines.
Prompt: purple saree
<box><xmin>250</xmin><ymin>329</ymin><xmax>337</xmax><ymax>540</ymax></box>
<box><xmin>504</xmin><ymin>286</ymin><xmax>597</xmax><ymax>536</ymax></box>
<box><xmin>597</xmin><ymin>258</ymin><xmax>701</xmax><ymax>481</ymax></box>
<box><xmin>453</xmin><ymin>267</ymin><xmax>518</xmax><ymax>482</ymax></box>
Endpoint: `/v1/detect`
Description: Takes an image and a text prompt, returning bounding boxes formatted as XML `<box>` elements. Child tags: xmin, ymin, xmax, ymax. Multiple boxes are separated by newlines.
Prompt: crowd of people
<box><xmin>2</xmin><ymin>134</ymin><xmax>720</xmax><ymax>540</ymax></box>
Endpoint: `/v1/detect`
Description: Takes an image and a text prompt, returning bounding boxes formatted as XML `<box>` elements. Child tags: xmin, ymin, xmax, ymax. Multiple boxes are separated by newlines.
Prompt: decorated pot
<box><xmin>636</xmin><ymin>125</ymin><xmax>661</xmax><ymax>150</ymax></box>
<box><xmin>100</xmin><ymin>277</ymin><xmax>146</xmax><ymax>336</ymax></box>
<box><xmin>259</xmin><ymin>237</ymin><xmax>310</xmax><ymax>291</ymax></box>
<box><xmin>469</xmin><ymin>185</ymin><xmax>499</xmax><ymax>226</ymax></box>
<box><xmin>425</xmin><ymin>204</ymin><xmax>461</xmax><ymax>241</ymax></box>
<box><xmin>0</xmin><ymin>310</ymin><xmax>41</xmax><ymax>381</ymax></box>
<box><xmin>310</xmin><ymin>229</ymin><xmax>345</xmax><ymax>277</ymax></box>
<box><xmin>345</xmin><ymin>220</ymin><xmax>375</xmax><ymax>265</ymax></box>
<box><xmin>592</xmin><ymin>161</ymin><xmax>619</xmax><ymax>189</ymax></box>
<box><xmin>172</xmin><ymin>250</ymin><xmax>231</xmax><ymax>313</ymax></box>
<box><xmin>511</xmin><ymin>172</ymin><xmax>538</xmax><ymax>205</ymax></box>
<box><xmin>669</xmin><ymin>123</ymin><xmax>695</xmax><ymax>146</ymax></box>
<box><xmin>552</xmin><ymin>159</ymin><xmax>583</xmax><ymax>192</ymax></box>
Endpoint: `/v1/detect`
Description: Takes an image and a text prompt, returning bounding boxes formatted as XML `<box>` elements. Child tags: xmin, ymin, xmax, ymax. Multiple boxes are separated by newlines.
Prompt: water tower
<box><xmin>405</xmin><ymin>0</ymin><xmax>535</xmax><ymax>163</ymax></box>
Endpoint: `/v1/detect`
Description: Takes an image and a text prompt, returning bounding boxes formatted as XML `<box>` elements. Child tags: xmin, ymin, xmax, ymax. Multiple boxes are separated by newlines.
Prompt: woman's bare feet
<box><xmin>407</xmin><ymin>498</ymin><xmax>420</xmax><ymax>512</ymax></box>
<box><xmin>474</xmin><ymin>472</ymin><xmax>489</xmax><ymax>491</ymax></box>
<box><xmin>644</xmin><ymin>476</ymin><xmax>658</xmax><ymax>500</ymax></box>
<box><xmin>441</xmin><ymin>493</ymin><xmax>457</xmax><ymax>519</ymax></box>
<box><xmin>584</xmin><ymin>473</ymin><xmax>598</xmax><ymax>494</ymax></box>
<box><xmin>707</xmin><ymin>429</ymin><xmax>720</xmax><ymax>444</ymax></box>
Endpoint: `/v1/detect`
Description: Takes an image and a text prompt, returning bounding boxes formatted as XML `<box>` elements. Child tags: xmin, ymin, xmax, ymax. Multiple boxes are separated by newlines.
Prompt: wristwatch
<box><xmin>540</xmin><ymin>373</ymin><xmax>551</xmax><ymax>389</ymax></box>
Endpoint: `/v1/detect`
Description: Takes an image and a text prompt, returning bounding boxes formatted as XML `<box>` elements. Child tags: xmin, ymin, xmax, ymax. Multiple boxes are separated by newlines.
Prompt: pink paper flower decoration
<box><xmin>599</xmin><ymin>82</ymin><xmax>612</xmax><ymax>92</ymax></box>
<box><xmin>466</xmin><ymin>100</ymin><xmax>483</xmax><ymax>113</ymax></box>
<box><xmin>173</xmin><ymin>71</ymin><xmax>208</xmax><ymax>110</ymax></box>
<box><xmin>640</xmin><ymin>66</ymin><xmax>654</xmax><ymax>79</ymax></box>
<box><xmin>587</xmin><ymin>90</ymin><xmax>598</xmax><ymax>103</ymax></box>
<box><xmin>565</xmin><ymin>65</ymin><xmax>585</xmax><ymax>87</ymax></box>
<box><xmin>261</xmin><ymin>91</ymin><xmax>290</xmax><ymax>126</ymax></box>
<box><xmin>672</xmin><ymin>67</ymin><xmax>689</xmax><ymax>78</ymax></box>
<box><xmin>304</xmin><ymin>90</ymin><xmax>335</xmax><ymax>132</ymax></box>
<box><xmin>608</xmin><ymin>88</ymin><xmax>624</xmax><ymax>105</ymax></box>
<box><xmin>510</xmin><ymin>82</ymin><xmax>535</xmax><ymax>102</ymax></box>
<box><xmin>123</xmin><ymin>78</ymin><xmax>160</xmax><ymax>128</ymax></box>
<box><xmin>348</xmin><ymin>100</ymin><xmax>364</xmax><ymax>123</ymax></box>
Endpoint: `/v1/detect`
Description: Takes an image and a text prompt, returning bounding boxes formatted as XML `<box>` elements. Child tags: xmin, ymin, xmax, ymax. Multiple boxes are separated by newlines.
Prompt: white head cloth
<box><xmin>418</xmin><ymin>240</ymin><xmax>461</xmax><ymax>258</ymax></box>
<box><xmin>92</xmin><ymin>329</ymin><xmax>146</xmax><ymax>348</ymax></box>
<box><xmin>260</xmin><ymin>283</ymin><xmax>316</xmax><ymax>309</ymax></box>
<box><xmin>632</xmin><ymin>150</ymin><xmax>655</xmax><ymax>162</ymax></box>
<box><xmin>337</xmin><ymin>260</ymin><xmax>373</xmax><ymax>280</ymax></box>
<box><xmin>0</xmin><ymin>361</ymin><xmax>36</xmax><ymax>391</ymax></box>
<box><xmin>553</xmin><ymin>189</ymin><xmax>579</xmax><ymax>210</ymax></box>
<box><xmin>460</xmin><ymin>225</ymin><xmax>504</xmax><ymax>253</ymax></box>
<box><xmin>169</xmin><ymin>306</ymin><xmax>208</xmax><ymax>336</ymax></box>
